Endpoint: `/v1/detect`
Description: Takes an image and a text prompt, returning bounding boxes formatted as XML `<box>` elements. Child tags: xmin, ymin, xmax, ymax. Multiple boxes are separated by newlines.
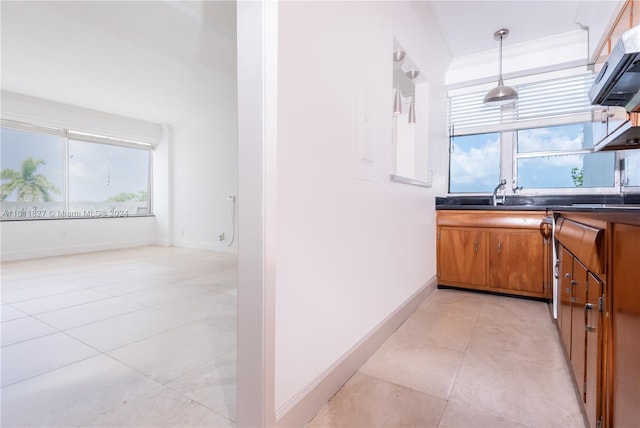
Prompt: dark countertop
<box><xmin>435</xmin><ymin>194</ymin><xmax>640</xmax><ymax>213</ymax></box>
<box><xmin>436</xmin><ymin>204</ymin><xmax>545</xmax><ymax>211</ymax></box>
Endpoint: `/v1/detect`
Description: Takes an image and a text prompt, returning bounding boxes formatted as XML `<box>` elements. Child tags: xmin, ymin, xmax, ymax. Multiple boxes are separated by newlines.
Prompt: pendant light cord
<box><xmin>498</xmin><ymin>33</ymin><xmax>504</xmax><ymax>84</ymax></box>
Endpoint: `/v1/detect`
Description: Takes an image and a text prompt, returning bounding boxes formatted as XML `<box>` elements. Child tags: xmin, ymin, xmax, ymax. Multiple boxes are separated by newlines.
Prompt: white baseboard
<box><xmin>1</xmin><ymin>239</ymin><xmax>237</xmax><ymax>261</ymax></box>
<box><xmin>274</xmin><ymin>276</ymin><xmax>437</xmax><ymax>427</ymax></box>
<box><xmin>171</xmin><ymin>239</ymin><xmax>237</xmax><ymax>254</ymax></box>
<box><xmin>155</xmin><ymin>239</ymin><xmax>171</xmax><ymax>247</ymax></box>
<box><xmin>0</xmin><ymin>239</ymin><xmax>156</xmax><ymax>261</ymax></box>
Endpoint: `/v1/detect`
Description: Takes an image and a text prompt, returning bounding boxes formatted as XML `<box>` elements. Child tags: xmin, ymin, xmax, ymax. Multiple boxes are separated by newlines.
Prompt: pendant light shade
<box><xmin>484</xmin><ymin>80</ymin><xmax>518</xmax><ymax>105</ymax></box>
<box><xmin>393</xmin><ymin>50</ymin><xmax>406</xmax><ymax>116</ymax></box>
<box><xmin>406</xmin><ymin>70</ymin><xmax>419</xmax><ymax>125</ymax></box>
<box><xmin>484</xmin><ymin>29</ymin><xmax>518</xmax><ymax>106</ymax></box>
<box><xmin>408</xmin><ymin>101</ymin><xmax>416</xmax><ymax>124</ymax></box>
<box><xmin>393</xmin><ymin>89</ymin><xmax>402</xmax><ymax>116</ymax></box>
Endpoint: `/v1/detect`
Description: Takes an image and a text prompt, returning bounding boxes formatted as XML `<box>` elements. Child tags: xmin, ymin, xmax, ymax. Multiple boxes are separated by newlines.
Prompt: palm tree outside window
<box><xmin>1</xmin><ymin>156</ymin><xmax>61</xmax><ymax>202</ymax></box>
<box><xmin>1</xmin><ymin>126</ymin><xmax>65</xmax><ymax>219</ymax></box>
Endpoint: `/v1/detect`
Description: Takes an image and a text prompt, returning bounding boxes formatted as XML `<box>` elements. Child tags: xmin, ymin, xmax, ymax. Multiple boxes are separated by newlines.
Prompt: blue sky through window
<box><xmin>0</xmin><ymin>128</ymin><xmax>65</xmax><ymax>202</ymax></box>
<box><xmin>449</xmin><ymin>133</ymin><xmax>500</xmax><ymax>193</ymax></box>
<box><xmin>69</xmin><ymin>140</ymin><xmax>149</xmax><ymax>203</ymax></box>
<box><xmin>450</xmin><ymin>124</ymin><xmax>615</xmax><ymax>192</ymax></box>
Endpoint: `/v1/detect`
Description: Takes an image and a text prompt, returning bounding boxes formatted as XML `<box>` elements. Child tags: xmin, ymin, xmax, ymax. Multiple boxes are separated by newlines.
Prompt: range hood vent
<box><xmin>589</xmin><ymin>25</ymin><xmax>640</xmax><ymax>151</ymax></box>
<box><xmin>589</xmin><ymin>25</ymin><xmax>640</xmax><ymax>112</ymax></box>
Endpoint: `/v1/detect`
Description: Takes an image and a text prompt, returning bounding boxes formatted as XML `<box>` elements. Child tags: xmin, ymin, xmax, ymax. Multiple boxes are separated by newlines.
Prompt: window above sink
<box><xmin>447</xmin><ymin>68</ymin><xmax>640</xmax><ymax>195</ymax></box>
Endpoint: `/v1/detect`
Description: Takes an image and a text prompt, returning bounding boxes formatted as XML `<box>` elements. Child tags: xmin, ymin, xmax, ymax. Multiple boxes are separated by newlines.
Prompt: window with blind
<box><xmin>448</xmin><ymin>71</ymin><xmax>622</xmax><ymax>194</ymax></box>
<box><xmin>1</xmin><ymin>120</ymin><xmax>153</xmax><ymax>220</ymax></box>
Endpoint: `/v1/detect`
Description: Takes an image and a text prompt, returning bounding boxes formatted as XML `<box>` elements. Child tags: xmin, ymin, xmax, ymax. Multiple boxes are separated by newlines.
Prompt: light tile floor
<box><xmin>3</xmin><ymin>248</ymin><xmax>587</xmax><ymax>428</ymax></box>
<box><xmin>308</xmin><ymin>289</ymin><xmax>587</xmax><ymax>428</ymax></box>
<box><xmin>0</xmin><ymin>246</ymin><xmax>237</xmax><ymax>427</ymax></box>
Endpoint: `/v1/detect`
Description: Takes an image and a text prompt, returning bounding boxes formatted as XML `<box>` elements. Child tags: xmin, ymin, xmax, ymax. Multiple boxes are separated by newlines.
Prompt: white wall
<box><xmin>0</xmin><ymin>217</ymin><xmax>156</xmax><ymax>261</ymax></box>
<box><xmin>274</xmin><ymin>1</ymin><xmax>450</xmax><ymax>413</ymax></box>
<box><xmin>170</xmin><ymin>72</ymin><xmax>238</xmax><ymax>252</ymax></box>
<box><xmin>446</xmin><ymin>30</ymin><xmax>589</xmax><ymax>87</ymax></box>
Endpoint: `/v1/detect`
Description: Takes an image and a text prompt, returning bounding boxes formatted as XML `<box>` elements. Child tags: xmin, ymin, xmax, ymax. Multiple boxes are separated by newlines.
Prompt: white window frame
<box><xmin>447</xmin><ymin>68</ymin><xmax>637</xmax><ymax>196</ymax></box>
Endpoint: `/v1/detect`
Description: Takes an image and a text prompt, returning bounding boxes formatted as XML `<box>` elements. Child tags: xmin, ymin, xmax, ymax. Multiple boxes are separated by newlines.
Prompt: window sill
<box><xmin>0</xmin><ymin>214</ymin><xmax>155</xmax><ymax>222</ymax></box>
<box><xmin>390</xmin><ymin>174</ymin><xmax>432</xmax><ymax>188</ymax></box>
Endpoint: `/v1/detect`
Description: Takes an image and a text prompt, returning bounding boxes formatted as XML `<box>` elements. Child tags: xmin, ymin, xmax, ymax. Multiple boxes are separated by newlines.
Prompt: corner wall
<box><xmin>170</xmin><ymin>90</ymin><xmax>238</xmax><ymax>253</ymax></box>
<box><xmin>166</xmin><ymin>45</ymin><xmax>238</xmax><ymax>253</ymax></box>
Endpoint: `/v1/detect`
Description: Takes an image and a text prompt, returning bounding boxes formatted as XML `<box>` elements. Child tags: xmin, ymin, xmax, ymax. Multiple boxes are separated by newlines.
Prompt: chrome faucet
<box><xmin>492</xmin><ymin>179</ymin><xmax>507</xmax><ymax>206</ymax></box>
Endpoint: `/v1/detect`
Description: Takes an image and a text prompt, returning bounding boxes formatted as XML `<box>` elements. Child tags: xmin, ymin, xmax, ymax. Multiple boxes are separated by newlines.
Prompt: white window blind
<box><xmin>448</xmin><ymin>92</ymin><xmax>502</xmax><ymax>130</ymax></box>
<box><xmin>517</xmin><ymin>73</ymin><xmax>596</xmax><ymax>120</ymax></box>
<box><xmin>449</xmin><ymin>72</ymin><xmax>596</xmax><ymax>135</ymax></box>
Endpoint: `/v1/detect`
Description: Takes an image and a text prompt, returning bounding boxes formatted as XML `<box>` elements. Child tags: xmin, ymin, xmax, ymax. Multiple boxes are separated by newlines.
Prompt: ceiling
<box><xmin>0</xmin><ymin>1</ymin><xmax>626</xmax><ymax>126</ymax></box>
<box><xmin>425</xmin><ymin>0</ymin><xmax>623</xmax><ymax>59</ymax></box>
<box><xmin>0</xmin><ymin>1</ymin><xmax>237</xmax><ymax>125</ymax></box>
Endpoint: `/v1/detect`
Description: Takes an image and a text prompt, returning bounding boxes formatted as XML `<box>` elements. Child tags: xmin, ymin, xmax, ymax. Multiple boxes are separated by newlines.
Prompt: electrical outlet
<box><xmin>218</xmin><ymin>233</ymin><xmax>225</xmax><ymax>242</ymax></box>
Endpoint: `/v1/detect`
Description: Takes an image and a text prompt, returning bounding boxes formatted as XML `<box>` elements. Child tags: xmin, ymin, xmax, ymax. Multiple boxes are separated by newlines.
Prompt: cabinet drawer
<box><xmin>555</xmin><ymin>217</ymin><xmax>604</xmax><ymax>275</ymax></box>
<box><xmin>437</xmin><ymin>210</ymin><xmax>545</xmax><ymax>229</ymax></box>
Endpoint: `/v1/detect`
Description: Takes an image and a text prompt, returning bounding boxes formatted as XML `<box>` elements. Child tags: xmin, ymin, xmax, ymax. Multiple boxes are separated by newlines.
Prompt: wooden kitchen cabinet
<box><xmin>593</xmin><ymin>0</ymin><xmax>640</xmax><ymax>64</ymax></box>
<box><xmin>555</xmin><ymin>214</ymin><xmax>607</xmax><ymax>428</ymax></box>
<box><xmin>610</xmin><ymin>223</ymin><xmax>640</xmax><ymax>428</ymax></box>
<box><xmin>556</xmin><ymin>217</ymin><xmax>606</xmax><ymax>428</ymax></box>
<box><xmin>438</xmin><ymin>228</ymin><xmax>486</xmax><ymax>287</ymax></box>
<box><xmin>488</xmin><ymin>229</ymin><xmax>544</xmax><ymax>295</ymax></box>
<box><xmin>436</xmin><ymin>210</ymin><xmax>547</xmax><ymax>299</ymax></box>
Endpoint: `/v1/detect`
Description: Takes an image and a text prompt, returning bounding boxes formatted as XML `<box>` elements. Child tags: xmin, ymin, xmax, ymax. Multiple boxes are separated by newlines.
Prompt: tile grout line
<box><xmin>434</xmin><ymin>295</ymin><xmax>485</xmax><ymax>427</ymax></box>
<box><xmin>1</xmin><ymin>246</ymin><xmax>239</xmax><ymax>426</ymax></box>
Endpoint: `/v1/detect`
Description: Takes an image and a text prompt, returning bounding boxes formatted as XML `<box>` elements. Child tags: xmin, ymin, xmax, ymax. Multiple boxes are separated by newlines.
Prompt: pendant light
<box><xmin>406</xmin><ymin>70</ymin><xmax>419</xmax><ymax>124</ymax></box>
<box><xmin>393</xmin><ymin>50</ymin><xmax>406</xmax><ymax>116</ymax></box>
<box><xmin>484</xmin><ymin>29</ymin><xmax>518</xmax><ymax>106</ymax></box>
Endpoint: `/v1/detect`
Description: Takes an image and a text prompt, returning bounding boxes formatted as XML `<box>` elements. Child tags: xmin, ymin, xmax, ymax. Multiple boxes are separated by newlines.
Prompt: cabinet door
<box><xmin>558</xmin><ymin>245</ymin><xmax>573</xmax><ymax>353</ymax></box>
<box><xmin>571</xmin><ymin>260</ymin><xmax>588</xmax><ymax>398</ymax></box>
<box><xmin>585</xmin><ymin>272</ymin><xmax>603</xmax><ymax>428</ymax></box>
<box><xmin>488</xmin><ymin>229</ymin><xmax>544</xmax><ymax>295</ymax></box>
<box><xmin>438</xmin><ymin>228</ymin><xmax>486</xmax><ymax>287</ymax></box>
<box><xmin>611</xmin><ymin>223</ymin><xmax>640</xmax><ymax>428</ymax></box>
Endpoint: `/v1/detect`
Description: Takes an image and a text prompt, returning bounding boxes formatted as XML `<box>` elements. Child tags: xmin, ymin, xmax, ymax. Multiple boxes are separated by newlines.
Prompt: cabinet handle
<box><xmin>570</xmin><ymin>280</ymin><xmax>577</xmax><ymax>287</ymax></box>
<box><xmin>585</xmin><ymin>303</ymin><xmax>597</xmax><ymax>332</ymax></box>
<box><xmin>565</xmin><ymin>273</ymin><xmax>571</xmax><ymax>279</ymax></box>
<box><xmin>474</xmin><ymin>241</ymin><xmax>479</xmax><ymax>253</ymax></box>
<box><xmin>497</xmin><ymin>241</ymin><xmax>502</xmax><ymax>255</ymax></box>
<box><xmin>539</xmin><ymin>222</ymin><xmax>551</xmax><ymax>238</ymax></box>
